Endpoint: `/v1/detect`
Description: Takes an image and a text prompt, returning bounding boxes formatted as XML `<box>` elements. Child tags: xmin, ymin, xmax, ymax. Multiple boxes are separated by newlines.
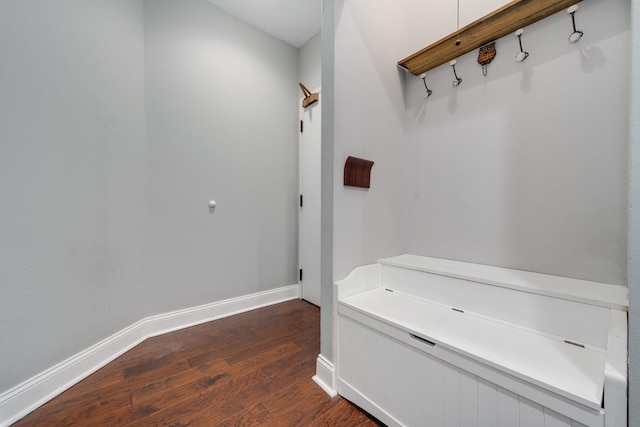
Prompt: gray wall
<box><xmin>144</xmin><ymin>0</ymin><xmax>299</xmax><ymax>314</ymax></box>
<box><xmin>627</xmin><ymin>0</ymin><xmax>640</xmax><ymax>423</ymax></box>
<box><xmin>0</xmin><ymin>0</ymin><xmax>300</xmax><ymax>395</ymax></box>
<box><xmin>404</xmin><ymin>0</ymin><xmax>629</xmax><ymax>286</ymax></box>
<box><xmin>321</xmin><ymin>0</ymin><xmax>409</xmax><ymax>362</ymax></box>
<box><xmin>299</xmin><ymin>31</ymin><xmax>322</xmax><ymax>92</ymax></box>
<box><xmin>332</xmin><ymin>0</ymin><xmax>407</xmax><ymax>282</ymax></box>
<box><xmin>0</xmin><ymin>0</ymin><xmax>146</xmax><ymax>391</ymax></box>
<box><xmin>320</xmin><ymin>0</ymin><xmax>335</xmax><ymax>360</ymax></box>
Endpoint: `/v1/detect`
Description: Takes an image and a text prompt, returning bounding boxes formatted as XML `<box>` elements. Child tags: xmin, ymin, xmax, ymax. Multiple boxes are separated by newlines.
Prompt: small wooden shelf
<box><xmin>398</xmin><ymin>0</ymin><xmax>583</xmax><ymax>76</ymax></box>
<box><xmin>344</xmin><ymin>156</ymin><xmax>374</xmax><ymax>189</ymax></box>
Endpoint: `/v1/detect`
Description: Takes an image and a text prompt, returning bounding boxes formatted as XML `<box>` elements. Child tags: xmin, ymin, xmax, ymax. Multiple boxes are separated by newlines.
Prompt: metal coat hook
<box><xmin>420</xmin><ymin>73</ymin><xmax>433</xmax><ymax>98</ymax></box>
<box><xmin>450</xmin><ymin>60</ymin><xmax>462</xmax><ymax>87</ymax></box>
<box><xmin>567</xmin><ymin>4</ymin><xmax>583</xmax><ymax>43</ymax></box>
<box><xmin>515</xmin><ymin>29</ymin><xmax>529</xmax><ymax>62</ymax></box>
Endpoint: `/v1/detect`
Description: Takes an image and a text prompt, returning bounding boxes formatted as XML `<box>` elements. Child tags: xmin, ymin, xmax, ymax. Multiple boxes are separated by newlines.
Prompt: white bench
<box><xmin>335</xmin><ymin>254</ymin><xmax>628</xmax><ymax>427</ymax></box>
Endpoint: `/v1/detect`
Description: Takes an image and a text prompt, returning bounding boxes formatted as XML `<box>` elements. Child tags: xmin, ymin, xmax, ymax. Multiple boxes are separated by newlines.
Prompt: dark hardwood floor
<box><xmin>13</xmin><ymin>299</ymin><xmax>381</xmax><ymax>426</ymax></box>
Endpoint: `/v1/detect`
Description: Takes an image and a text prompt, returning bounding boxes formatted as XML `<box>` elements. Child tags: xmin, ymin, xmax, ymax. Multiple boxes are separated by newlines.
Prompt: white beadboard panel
<box><xmin>521</xmin><ymin>397</ymin><xmax>546</xmax><ymax>427</ymax></box>
<box><xmin>497</xmin><ymin>386</ymin><xmax>520</xmax><ymax>427</ymax></box>
<box><xmin>414</xmin><ymin>348</ymin><xmax>430</xmax><ymax>425</ymax></box>
<box><xmin>545</xmin><ymin>407</ymin><xmax>574</xmax><ymax>427</ymax></box>
<box><xmin>478</xmin><ymin>377</ymin><xmax>499</xmax><ymax>427</ymax></box>
<box><xmin>459</xmin><ymin>370</ymin><xmax>479</xmax><ymax>427</ymax></box>
<box><xmin>388</xmin><ymin>338</ymin><xmax>405</xmax><ymax>424</ymax></box>
<box><xmin>337</xmin><ymin>315</ymin><xmax>404</xmax><ymax>427</ymax></box>
<box><xmin>339</xmin><ymin>315</ymin><xmax>423</xmax><ymax>426</ymax></box>
<box><xmin>377</xmin><ymin>326</ymin><xmax>394</xmax><ymax>416</ymax></box>
<box><xmin>442</xmin><ymin>362</ymin><xmax>460</xmax><ymax>427</ymax></box>
<box><xmin>406</xmin><ymin>345</ymin><xmax>425</xmax><ymax>425</ymax></box>
<box><xmin>428</xmin><ymin>354</ymin><xmax>445</xmax><ymax>426</ymax></box>
<box><xmin>337</xmin><ymin>315</ymin><xmax>361</xmax><ymax>392</ymax></box>
<box><xmin>391</xmin><ymin>339</ymin><xmax>417</xmax><ymax>426</ymax></box>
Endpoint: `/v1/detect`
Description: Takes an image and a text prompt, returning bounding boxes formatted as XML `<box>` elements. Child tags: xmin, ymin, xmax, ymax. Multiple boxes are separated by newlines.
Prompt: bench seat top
<box><xmin>339</xmin><ymin>287</ymin><xmax>606</xmax><ymax>410</ymax></box>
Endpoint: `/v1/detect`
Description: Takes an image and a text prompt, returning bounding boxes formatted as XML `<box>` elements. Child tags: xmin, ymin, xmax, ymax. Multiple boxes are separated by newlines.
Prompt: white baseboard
<box><xmin>0</xmin><ymin>284</ymin><xmax>300</xmax><ymax>427</ymax></box>
<box><xmin>312</xmin><ymin>354</ymin><xmax>337</xmax><ymax>397</ymax></box>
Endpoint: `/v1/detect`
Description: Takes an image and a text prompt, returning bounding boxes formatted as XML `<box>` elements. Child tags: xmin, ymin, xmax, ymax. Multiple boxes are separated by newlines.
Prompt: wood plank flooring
<box><xmin>13</xmin><ymin>300</ymin><xmax>381</xmax><ymax>426</ymax></box>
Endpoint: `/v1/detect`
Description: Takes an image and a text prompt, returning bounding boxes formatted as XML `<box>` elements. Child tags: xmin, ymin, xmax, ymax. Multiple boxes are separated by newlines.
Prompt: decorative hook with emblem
<box><xmin>477</xmin><ymin>42</ymin><xmax>497</xmax><ymax>76</ymax></box>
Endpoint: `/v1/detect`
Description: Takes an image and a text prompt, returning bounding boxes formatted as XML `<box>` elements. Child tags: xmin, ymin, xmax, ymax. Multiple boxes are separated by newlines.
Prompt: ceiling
<box><xmin>205</xmin><ymin>0</ymin><xmax>321</xmax><ymax>48</ymax></box>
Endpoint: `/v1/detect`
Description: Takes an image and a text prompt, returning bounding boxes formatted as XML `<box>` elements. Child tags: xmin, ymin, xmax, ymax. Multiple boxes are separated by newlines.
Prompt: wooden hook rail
<box><xmin>398</xmin><ymin>0</ymin><xmax>583</xmax><ymax>76</ymax></box>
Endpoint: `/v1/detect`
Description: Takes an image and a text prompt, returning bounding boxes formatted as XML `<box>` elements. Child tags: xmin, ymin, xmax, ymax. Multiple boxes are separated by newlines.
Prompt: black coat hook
<box><xmin>450</xmin><ymin>60</ymin><xmax>462</xmax><ymax>87</ymax></box>
<box><xmin>420</xmin><ymin>73</ymin><xmax>433</xmax><ymax>98</ymax></box>
<box><xmin>567</xmin><ymin>4</ymin><xmax>583</xmax><ymax>43</ymax></box>
<box><xmin>515</xmin><ymin>29</ymin><xmax>529</xmax><ymax>62</ymax></box>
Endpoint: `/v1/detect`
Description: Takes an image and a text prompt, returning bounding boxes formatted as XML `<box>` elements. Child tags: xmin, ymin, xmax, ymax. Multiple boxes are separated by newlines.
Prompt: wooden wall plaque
<box><xmin>344</xmin><ymin>156</ymin><xmax>374</xmax><ymax>189</ymax></box>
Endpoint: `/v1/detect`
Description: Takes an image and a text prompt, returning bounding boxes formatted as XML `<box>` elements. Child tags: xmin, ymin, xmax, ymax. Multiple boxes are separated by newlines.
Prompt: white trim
<box><xmin>379</xmin><ymin>254</ymin><xmax>628</xmax><ymax>310</ymax></box>
<box><xmin>0</xmin><ymin>284</ymin><xmax>300</xmax><ymax>427</ymax></box>
<box><xmin>312</xmin><ymin>354</ymin><xmax>337</xmax><ymax>397</ymax></box>
<box><xmin>337</xmin><ymin>378</ymin><xmax>401</xmax><ymax>427</ymax></box>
